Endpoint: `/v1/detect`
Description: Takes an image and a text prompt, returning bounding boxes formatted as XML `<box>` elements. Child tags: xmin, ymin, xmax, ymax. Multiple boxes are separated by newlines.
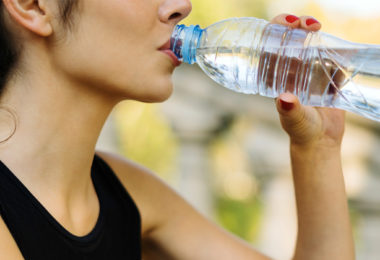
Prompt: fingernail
<box><xmin>306</xmin><ymin>18</ymin><xmax>319</xmax><ymax>26</ymax></box>
<box><xmin>285</xmin><ymin>15</ymin><xmax>299</xmax><ymax>23</ymax></box>
<box><xmin>280</xmin><ymin>99</ymin><xmax>294</xmax><ymax>111</ymax></box>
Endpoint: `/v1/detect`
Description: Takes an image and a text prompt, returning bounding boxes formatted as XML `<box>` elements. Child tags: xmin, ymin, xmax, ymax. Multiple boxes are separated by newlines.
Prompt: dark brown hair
<box><xmin>0</xmin><ymin>0</ymin><xmax>77</xmax><ymax>93</ymax></box>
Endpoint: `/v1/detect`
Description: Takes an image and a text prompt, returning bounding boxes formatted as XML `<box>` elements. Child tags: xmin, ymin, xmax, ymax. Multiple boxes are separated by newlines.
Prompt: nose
<box><xmin>159</xmin><ymin>0</ymin><xmax>192</xmax><ymax>25</ymax></box>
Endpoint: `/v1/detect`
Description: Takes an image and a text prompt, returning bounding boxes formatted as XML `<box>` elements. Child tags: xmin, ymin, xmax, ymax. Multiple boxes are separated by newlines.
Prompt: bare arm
<box><xmin>290</xmin><ymin>143</ymin><xmax>353</xmax><ymax>260</ymax></box>
<box><xmin>0</xmin><ymin>217</ymin><xmax>24</xmax><ymax>259</ymax></box>
<box><xmin>275</xmin><ymin>90</ymin><xmax>354</xmax><ymax>260</ymax></box>
<box><xmin>97</xmin><ymin>151</ymin><xmax>271</xmax><ymax>260</ymax></box>
<box><xmin>97</xmin><ymin>114</ymin><xmax>353</xmax><ymax>260</ymax></box>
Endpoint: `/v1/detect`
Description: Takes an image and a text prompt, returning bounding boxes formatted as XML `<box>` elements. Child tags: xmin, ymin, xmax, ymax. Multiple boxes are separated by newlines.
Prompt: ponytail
<box><xmin>0</xmin><ymin>3</ymin><xmax>19</xmax><ymax>95</ymax></box>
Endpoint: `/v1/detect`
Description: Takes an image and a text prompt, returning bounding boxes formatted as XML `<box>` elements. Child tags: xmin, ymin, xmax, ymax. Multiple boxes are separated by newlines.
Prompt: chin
<box><xmin>142</xmin><ymin>89</ymin><xmax>173</xmax><ymax>103</ymax></box>
<box><xmin>137</xmin><ymin>82</ymin><xmax>174</xmax><ymax>103</ymax></box>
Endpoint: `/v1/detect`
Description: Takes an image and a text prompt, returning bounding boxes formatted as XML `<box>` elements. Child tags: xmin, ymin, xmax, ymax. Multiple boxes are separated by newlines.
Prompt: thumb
<box><xmin>275</xmin><ymin>93</ymin><xmax>319</xmax><ymax>141</ymax></box>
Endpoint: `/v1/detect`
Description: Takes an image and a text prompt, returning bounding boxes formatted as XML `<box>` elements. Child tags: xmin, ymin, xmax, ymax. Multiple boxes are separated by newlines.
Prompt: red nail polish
<box><xmin>280</xmin><ymin>99</ymin><xmax>294</xmax><ymax>111</ymax></box>
<box><xmin>306</xmin><ymin>18</ymin><xmax>319</xmax><ymax>26</ymax></box>
<box><xmin>285</xmin><ymin>15</ymin><xmax>299</xmax><ymax>23</ymax></box>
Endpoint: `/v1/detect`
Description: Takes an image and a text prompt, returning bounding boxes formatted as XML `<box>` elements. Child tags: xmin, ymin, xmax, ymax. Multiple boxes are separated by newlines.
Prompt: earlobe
<box><xmin>3</xmin><ymin>0</ymin><xmax>53</xmax><ymax>37</ymax></box>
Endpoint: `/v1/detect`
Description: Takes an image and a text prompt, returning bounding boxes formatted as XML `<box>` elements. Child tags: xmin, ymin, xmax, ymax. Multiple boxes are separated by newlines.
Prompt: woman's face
<box><xmin>51</xmin><ymin>0</ymin><xmax>192</xmax><ymax>103</ymax></box>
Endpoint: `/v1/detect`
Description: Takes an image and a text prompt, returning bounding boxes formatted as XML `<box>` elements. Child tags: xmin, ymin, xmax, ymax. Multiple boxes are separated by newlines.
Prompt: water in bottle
<box><xmin>170</xmin><ymin>17</ymin><xmax>380</xmax><ymax>122</ymax></box>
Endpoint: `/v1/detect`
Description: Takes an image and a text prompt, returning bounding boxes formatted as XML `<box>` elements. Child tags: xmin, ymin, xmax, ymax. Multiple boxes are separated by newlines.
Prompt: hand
<box><xmin>270</xmin><ymin>14</ymin><xmax>345</xmax><ymax>149</ymax></box>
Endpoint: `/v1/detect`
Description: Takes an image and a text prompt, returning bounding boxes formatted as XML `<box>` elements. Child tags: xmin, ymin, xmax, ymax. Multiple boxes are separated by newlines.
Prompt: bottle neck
<box><xmin>171</xmin><ymin>25</ymin><xmax>204</xmax><ymax>64</ymax></box>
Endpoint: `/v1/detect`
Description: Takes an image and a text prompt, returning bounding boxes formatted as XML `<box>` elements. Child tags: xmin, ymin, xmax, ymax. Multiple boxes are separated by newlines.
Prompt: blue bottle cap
<box><xmin>172</xmin><ymin>24</ymin><xmax>203</xmax><ymax>64</ymax></box>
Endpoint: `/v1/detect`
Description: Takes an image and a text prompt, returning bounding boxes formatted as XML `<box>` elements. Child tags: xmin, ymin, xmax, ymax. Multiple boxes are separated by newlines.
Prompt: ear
<box><xmin>3</xmin><ymin>0</ymin><xmax>53</xmax><ymax>37</ymax></box>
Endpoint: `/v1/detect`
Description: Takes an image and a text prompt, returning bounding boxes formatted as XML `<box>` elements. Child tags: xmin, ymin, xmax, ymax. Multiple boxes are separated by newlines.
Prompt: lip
<box><xmin>158</xmin><ymin>40</ymin><xmax>181</xmax><ymax>67</ymax></box>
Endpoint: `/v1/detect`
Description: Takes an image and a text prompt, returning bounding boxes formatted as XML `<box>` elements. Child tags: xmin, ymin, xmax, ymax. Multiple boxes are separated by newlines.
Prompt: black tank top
<box><xmin>0</xmin><ymin>155</ymin><xmax>141</xmax><ymax>260</ymax></box>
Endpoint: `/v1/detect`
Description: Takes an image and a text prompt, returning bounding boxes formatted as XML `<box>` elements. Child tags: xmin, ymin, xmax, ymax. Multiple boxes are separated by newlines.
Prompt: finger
<box><xmin>270</xmin><ymin>13</ymin><xmax>300</xmax><ymax>29</ymax></box>
<box><xmin>299</xmin><ymin>16</ymin><xmax>321</xmax><ymax>31</ymax></box>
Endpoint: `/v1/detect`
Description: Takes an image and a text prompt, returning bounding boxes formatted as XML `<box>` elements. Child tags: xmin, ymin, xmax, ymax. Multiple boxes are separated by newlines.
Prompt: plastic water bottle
<box><xmin>170</xmin><ymin>17</ymin><xmax>380</xmax><ymax>122</ymax></box>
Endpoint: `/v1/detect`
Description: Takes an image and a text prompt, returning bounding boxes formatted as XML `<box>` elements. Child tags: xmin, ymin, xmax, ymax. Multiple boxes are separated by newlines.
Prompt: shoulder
<box><xmin>95</xmin><ymin>150</ymin><xmax>193</xmax><ymax>236</ymax></box>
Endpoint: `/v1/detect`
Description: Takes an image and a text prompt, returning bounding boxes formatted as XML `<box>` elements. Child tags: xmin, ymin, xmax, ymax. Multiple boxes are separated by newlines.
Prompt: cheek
<box><xmin>51</xmin><ymin>0</ymin><xmax>173</xmax><ymax>101</ymax></box>
<box><xmin>84</xmin><ymin>0</ymin><xmax>156</xmax><ymax>41</ymax></box>
<box><xmin>64</xmin><ymin>0</ymin><xmax>155</xmax><ymax>78</ymax></box>
<box><xmin>52</xmin><ymin>42</ymin><xmax>174</xmax><ymax>102</ymax></box>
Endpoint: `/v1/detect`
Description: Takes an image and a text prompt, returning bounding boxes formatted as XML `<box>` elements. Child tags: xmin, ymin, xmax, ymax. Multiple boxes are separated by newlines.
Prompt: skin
<box><xmin>0</xmin><ymin>0</ymin><xmax>354</xmax><ymax>259</ymax></box>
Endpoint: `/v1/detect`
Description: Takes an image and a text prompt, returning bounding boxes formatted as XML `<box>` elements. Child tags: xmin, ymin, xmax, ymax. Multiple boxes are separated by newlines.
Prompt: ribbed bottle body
<box><xmin>195</xmin><ymin>18</ymin><xmax>344</xmax><ymax>104</ymax></box>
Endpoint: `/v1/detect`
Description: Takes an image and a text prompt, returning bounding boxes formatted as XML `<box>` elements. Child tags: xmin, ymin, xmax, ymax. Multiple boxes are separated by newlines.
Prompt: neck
<box><xmin>0</xmin><ymin>62</ymin><xmax>118</xmax><ymax>198</ymax></box>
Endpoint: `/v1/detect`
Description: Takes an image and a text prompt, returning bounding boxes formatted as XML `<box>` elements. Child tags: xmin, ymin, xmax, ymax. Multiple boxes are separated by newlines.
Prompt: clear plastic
<box><xmin>170</xmin><ymin>17</ymin><xmax>380</xmax><ymax>122</ymax></box>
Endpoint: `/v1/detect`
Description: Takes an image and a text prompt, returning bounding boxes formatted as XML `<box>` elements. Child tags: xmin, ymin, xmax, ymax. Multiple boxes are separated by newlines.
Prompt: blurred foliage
<box><xmin>269</xmin><ymin>0</ymin><xmax>380</xmax><ymax>44</ymax></box>
<box><xmin>216</xmin><ymin>196</ymin><xmax>264</xmax><ymax>242</ymax></box>
<box><xmin>113</xmin><ymin>101</ymin><xmax>178</xmax><ymax>180</ymax></box>
<box><xmin>348</xmin><ymin>200</ymin><xmax>362</xmax><ymax>247</ymax></box>
<box><xmin>183</xmin><ymin>0</ymin><xmax>269</xmax><ymax>27</ymax></box>
<box><xmin>209</xmin><ymin>116</ymin><xmax>263</xmax><ymax>241</ymax></box>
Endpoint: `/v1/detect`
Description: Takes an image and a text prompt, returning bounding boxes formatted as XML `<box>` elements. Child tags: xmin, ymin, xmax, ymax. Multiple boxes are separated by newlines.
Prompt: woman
<box><xmin>0</xmin><ymin>0</ymin><xmax>354</xmax><ymax>259</ymax></box>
